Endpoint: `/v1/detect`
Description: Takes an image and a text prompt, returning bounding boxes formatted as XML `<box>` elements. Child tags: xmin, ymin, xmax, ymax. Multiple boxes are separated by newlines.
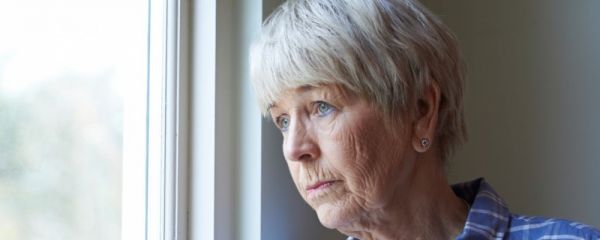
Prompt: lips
<box><xmin>306</xmin><ymin>180</ymin><xmax>338</xmax><ymax>192</ymax></box>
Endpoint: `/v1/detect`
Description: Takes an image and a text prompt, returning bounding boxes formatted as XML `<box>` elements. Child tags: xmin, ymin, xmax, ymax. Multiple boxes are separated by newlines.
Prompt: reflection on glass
<box><xmin>0</xmin><ymin>1</ymin><xmax>147</xmax><ymax>239</ymax></box>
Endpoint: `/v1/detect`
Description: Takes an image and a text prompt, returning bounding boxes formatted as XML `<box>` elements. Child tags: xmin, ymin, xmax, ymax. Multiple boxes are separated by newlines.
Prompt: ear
<box><xmin>412</xmin><ymin>82</ymin><xmax>441</xmax><ymax>153</ymax></box>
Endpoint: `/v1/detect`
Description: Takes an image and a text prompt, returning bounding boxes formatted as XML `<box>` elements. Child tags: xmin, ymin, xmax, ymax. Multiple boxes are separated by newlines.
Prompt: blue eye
<box><xmin>276</xmin><ymin>116</ymin><xmax>290</xmax><ymax>131</ymax></box>
<box><xmin>316</xmin><ymin>101</ymin><xmax>335</xmax><ymax>116</ymax></box>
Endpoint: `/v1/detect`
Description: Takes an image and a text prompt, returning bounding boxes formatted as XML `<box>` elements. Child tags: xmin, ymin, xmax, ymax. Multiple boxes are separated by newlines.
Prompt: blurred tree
<box><xmin>0</xmin><ymin>71</ymin><xmax>122</xmax><ymax>240</ymax></box>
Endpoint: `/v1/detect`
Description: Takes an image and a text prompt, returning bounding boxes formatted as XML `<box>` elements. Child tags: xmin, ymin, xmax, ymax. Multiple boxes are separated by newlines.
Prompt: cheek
<box><xmin>286</xmin><ymin>162</ymin><xmax>305</xmax><ymax>195</ymax></box>
<box><xmin>329</xmin><ymin>114</ymin><xmax>408</xmax><ymax>205</ymax></box>
<box><xmin>328</xmin><ymin>115</ymin><xmax>381</xmax><ymax>191</ymax></box>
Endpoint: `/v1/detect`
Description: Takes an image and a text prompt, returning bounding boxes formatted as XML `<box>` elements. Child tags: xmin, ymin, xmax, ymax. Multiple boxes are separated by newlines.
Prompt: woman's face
<box><xmin>269</xmin><ymin>84</ymin><xmax>418</xmax><ymax>229</ymax></box>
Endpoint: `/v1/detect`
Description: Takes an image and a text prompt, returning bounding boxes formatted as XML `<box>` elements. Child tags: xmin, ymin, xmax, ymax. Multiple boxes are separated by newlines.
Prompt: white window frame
<box><xmin>124</xmin><ymin>0</ymin><xmax>191</xmax><ymax>238</ymax></box>
<box><xmin>189</xmin><ymin>1</ymin><xmax>282</xmax><ymax>240</ymax></box>
<box><xmin>143</xmin><ymin>0</ymin><xmax>282</xmax><ymax>239</ymax></box>
<box><xmin>190</xmin><ymin>0</ymin><xmax>268</xmax><ymax>239</ymax></box>
<box><xmin>152</xmin><ymin>0</ymin><xmax>191</xmax><ymax>239</ymax></box>
<box><xmin>162</xmin><ymin>0</ymin><xmax>190</xmax><ymax>238</ymax></box>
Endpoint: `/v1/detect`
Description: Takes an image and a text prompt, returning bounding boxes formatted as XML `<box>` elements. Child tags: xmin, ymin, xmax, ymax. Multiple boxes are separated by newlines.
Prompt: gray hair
<box><xmin>250</xmin><ymin>0</ymin><xmax>467</xmax><ymax>161</ymax></box>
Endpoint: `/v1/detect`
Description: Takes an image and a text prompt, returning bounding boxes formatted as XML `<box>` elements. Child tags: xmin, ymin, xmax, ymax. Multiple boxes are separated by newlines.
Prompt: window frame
<box><xmin>161</xmin><ymin>0</ymin><xmax>282</xmax><ymax>239</ymax></box>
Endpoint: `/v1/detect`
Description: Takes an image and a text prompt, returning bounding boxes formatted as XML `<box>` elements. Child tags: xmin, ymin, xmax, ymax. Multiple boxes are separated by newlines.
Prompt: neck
<box><xmin>338</xmin><ymin>152</ymin><xmax>468</xmax><ymax>240</ymax></box>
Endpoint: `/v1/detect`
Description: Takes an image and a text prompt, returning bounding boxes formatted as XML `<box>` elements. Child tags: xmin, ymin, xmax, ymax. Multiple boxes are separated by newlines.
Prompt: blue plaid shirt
<box><xmin>347</xmin><ymin>178</ymin><xmax>600</xmax><ymax>239</ymax></box>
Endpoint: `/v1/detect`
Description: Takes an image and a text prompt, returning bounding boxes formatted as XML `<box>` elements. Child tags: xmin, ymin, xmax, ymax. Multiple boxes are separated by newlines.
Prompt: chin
<box><xmin>315</xmin><ymin>201</ymin><xmax>359</xmax><ymax>230</ymax></box>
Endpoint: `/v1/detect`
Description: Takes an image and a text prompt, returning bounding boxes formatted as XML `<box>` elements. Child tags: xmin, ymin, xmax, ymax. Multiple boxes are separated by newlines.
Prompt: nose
<box><xmin>283</xmin><ymin>118</ymin><xmax>321</xmax><ymax>162</ymax></box>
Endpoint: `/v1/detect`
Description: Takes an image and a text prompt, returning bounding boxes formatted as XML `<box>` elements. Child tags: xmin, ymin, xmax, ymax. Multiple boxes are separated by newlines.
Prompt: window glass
<box><xmin>0</xmin><ymin>0</ymin><xmax>147</xmax><ymax>239</ymax></box>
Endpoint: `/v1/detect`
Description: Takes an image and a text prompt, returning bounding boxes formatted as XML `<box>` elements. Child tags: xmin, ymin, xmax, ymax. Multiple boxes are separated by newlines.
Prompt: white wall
<box><xmin>422</xmin><ymin>0</ymin><xmax>600</xmax><ymax>227</ymax></box>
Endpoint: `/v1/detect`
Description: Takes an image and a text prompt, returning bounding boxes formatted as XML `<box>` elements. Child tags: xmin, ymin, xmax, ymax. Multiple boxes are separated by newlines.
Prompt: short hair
<box><xmin>250</xmin><ymin>0</ymin><xmax>467</xmax><ymax>161</ymax></box>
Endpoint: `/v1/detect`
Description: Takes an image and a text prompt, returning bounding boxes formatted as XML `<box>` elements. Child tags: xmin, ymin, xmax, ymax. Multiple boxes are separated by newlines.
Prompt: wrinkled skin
<box><xmin>270</xmin><ymin>84</ymin><xmax>415</xmax><ymax>227</ymax></box>
<box><xmin>269</xmin><ymin>84</ymin><xmax>467</xmax><ymax>239</ymax></box>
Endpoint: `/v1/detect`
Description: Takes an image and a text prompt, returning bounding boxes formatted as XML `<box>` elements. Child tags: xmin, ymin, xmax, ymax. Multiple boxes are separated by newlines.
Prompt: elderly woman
<box><xmin>250</xmin><ymin>0</ymin><xmax>600</xmax><ymax>239</ymax></box>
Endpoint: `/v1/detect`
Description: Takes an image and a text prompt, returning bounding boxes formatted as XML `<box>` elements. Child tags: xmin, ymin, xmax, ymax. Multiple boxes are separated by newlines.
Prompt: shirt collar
<box><xmin>453</xmin><ymin>178</ymin><xmax>512</xmax><ymax>239</ymax></box>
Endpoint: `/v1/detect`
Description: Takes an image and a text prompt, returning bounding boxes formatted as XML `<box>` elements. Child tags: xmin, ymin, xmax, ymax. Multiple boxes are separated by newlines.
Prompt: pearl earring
<box><xmin>420</xmin><ymin>138</ymin><xmax>431</xmax><ymax>149</ymax></box>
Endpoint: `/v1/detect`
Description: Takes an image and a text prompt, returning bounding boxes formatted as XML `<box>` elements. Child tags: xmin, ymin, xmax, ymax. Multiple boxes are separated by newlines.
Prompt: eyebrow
<box><xmin>298</xmin><ymin>85</ymin><xmax>314</xmax><ymax>91</ymax></box>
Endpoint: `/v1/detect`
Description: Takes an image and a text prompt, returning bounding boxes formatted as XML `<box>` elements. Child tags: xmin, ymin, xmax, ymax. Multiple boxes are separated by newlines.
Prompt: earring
<box><xmin>420</xmin><ymin>138</ymin><xmax>431</xmax><ymax>149</ymax></box>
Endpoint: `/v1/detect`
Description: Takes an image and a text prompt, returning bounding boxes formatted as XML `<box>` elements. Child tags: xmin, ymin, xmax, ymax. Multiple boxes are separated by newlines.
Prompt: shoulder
<box><xmin>452</xmin><ymin>178</ymin><xmax>600</xmax><ymax>240</ymax></box>
<box><xmin>506</xmin><ymin>214</ymin><xmax>600</xmax><ymax>239</ymax></box>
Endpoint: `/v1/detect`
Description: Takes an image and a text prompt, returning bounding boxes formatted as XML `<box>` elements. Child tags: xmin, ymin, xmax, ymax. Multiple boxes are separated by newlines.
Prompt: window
<box><xmin>0</xmin><ymin>0</ymin><xmax>169</xmax><ymax>239</ymax></box>
<box><xmin>1</xmin><ymin>0</ymin><xmax>288</xmax><ymax>239</ymax></box>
